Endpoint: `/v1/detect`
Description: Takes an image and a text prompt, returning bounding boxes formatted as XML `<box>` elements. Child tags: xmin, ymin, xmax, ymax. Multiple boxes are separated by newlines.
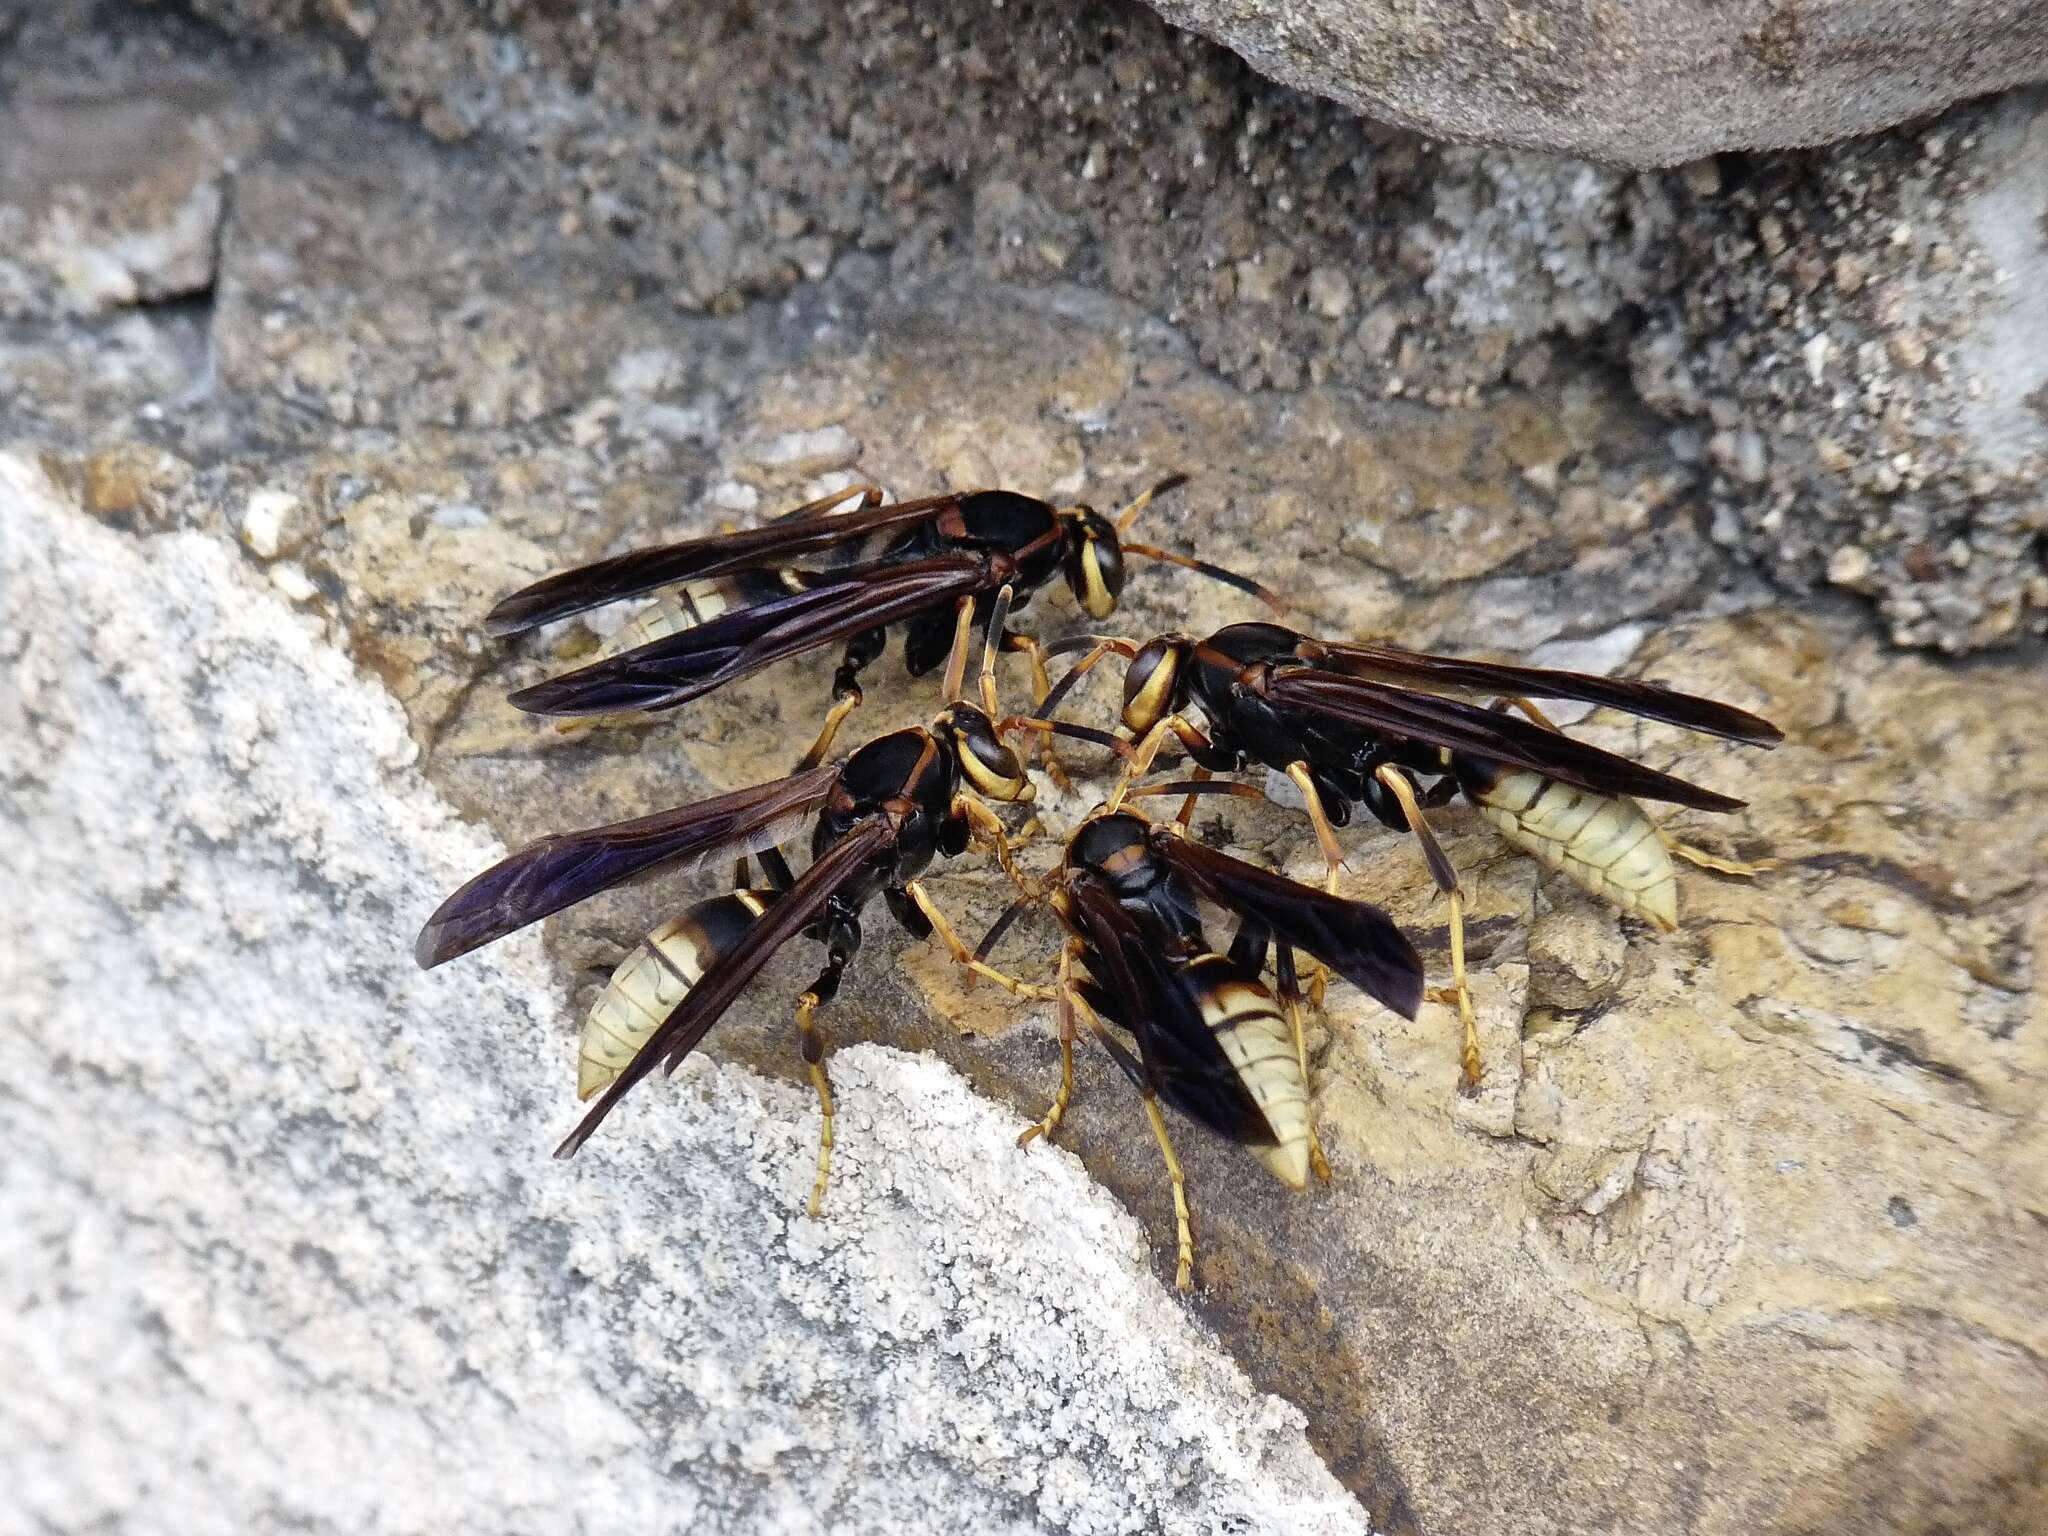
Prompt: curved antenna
<box><xmin>1121</xmin><ymin>544</ymin><xmax>1284</xmax><ymax>612</ymax></box>
<box><xmin>974</xmin><ymin>891</ymin><xmax>1039</xmax><ymax>964</ymax></box>
<box><xmin>1114</xmin><ymin>472</ymin><xmax>1191</xmax><ymax>535</ymax></box>
<box><xmin>1000</xmin><ymin>716</ymin><xmax>1136</xmax><ymax>761</ymax></box>
<box><xmin>1036</xmin><ymin>637</ymin><xmax>1139</xmax><ymax>721</ymax></box>
<box><xmin>979</xmin><ymin>583</ymin><xmax>1016</xmax><ymax>719</ymax></box>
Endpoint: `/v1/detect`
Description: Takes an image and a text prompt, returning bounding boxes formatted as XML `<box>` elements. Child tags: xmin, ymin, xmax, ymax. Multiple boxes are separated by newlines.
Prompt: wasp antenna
<box><xmin>1045</xmin><ymin>633</ymin><xmax>1138</xmax><ymax>660</ymax></box>
<box><xmin>1114</xmin><ymin>472</ymin><xmax>1191</xmax><ymax>535</ymax></box>
<box><xmin>980</xmin><ymin>583</ymin><xmax>1016</xmax><ymax>717</ymax></box>
<box><xmin>1122</xmin><ymin>543</ymin><xmax>1284</xmax><ymax>612</ymax></box>
<box><xmin>974</xmin><ymin>892</ymin><xmax>1038</xmax><ymax>964</ymax></box>
<box><xmin>1001</xmin><ymin>716</ymin><xmax>1136</xmax><ymax>761</ymax></box>
<box><xmin>1037</xmin><ymin>637</ymin><xmax>1141</xmax><ymax>719</ymax></box>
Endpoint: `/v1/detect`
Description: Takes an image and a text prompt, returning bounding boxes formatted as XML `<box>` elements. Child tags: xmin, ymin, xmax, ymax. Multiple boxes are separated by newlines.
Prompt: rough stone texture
<box><xmin>1634</xmin><ymin>93</ymin><xmax>2048</xmax><ymax>652</ymax></box>
<box><xmin>100</xmin><ymin>0</ymin><xmax>2045</xmax><ymax>648</ymax></box>
<box><xmin>5</xmin><ymin>10</ymin><xmax>2048</xmax><ymax>1536</ymax></box>
<box><xmin>0</xmin><ymin>456</ymin><xmax>1372</xmax><ymax>1536</ymax></box>
<box><xmin>1143</xmin><ymin>0</ymin><xmax>2048</xmax><ymax>166</ymax></box>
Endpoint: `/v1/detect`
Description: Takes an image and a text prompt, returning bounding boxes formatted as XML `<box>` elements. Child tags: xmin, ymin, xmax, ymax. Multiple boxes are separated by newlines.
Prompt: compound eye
<box><xmin>1121</xmin><ymin>638</ymin><xmax>1180</xmax><ymax>733</ymax></box>
<box><xmin>1065</xmin><ymin>514</ymin><xmax>1125</xmax><ymax>619</ymax></box>
<box><xmin>957</xmin><ymin>717</ymin><xmax>1033</xmax><ymax>803</ymax></box>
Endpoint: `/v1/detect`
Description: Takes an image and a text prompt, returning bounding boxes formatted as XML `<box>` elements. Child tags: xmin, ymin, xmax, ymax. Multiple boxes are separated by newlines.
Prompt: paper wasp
<box><xmin>973</xmin><ymin>808</ymin><xmax>1423</xmax><ymax>1290</ymax></box>
<box><xmin>415</xmin><ymin>613</ymin><xmax>1104</xmax><ymax>1214</ymax></box>
<box><xmin>485</xmin><ymin>477</ymin><xmax>1276</xmax><ymax>775</ymax></box>
<box><xmin>1034</xmin><ymin>621</ymin><xmax>1783</xmax><ymax>1083</ymax></box>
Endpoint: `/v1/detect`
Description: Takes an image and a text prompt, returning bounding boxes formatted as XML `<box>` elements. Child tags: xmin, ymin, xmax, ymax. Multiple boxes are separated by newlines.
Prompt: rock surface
<box><xmin>0</xmin><ymin>456</ymin><xmax>1371</xmax><ymax>1536</ymax></box>
<box><xmin>1144</xmin><ymin>0</ymin><xmax>2048</xmax><ymax>165</ymax></box>
<box><xmin>4</xmin><ymin>9</ymin><xmax>2047</xmax><ymax>1536</ymax></box>
<box><xmin>103</xmin><ymin>0</ymin><xmax>2045</xmax><ymax>648</ymax></box>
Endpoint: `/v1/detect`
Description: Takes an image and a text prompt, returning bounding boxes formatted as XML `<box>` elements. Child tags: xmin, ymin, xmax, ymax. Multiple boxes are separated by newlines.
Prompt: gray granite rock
<box><xmin>1143</xmin><ymin>0</ymin><xmax>2048</xmax><ymax>165</ymax></box>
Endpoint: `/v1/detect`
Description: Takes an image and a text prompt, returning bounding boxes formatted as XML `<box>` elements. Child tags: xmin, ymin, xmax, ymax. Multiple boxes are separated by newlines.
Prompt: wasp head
<box><xmin>1119</xmin><ymin>634</ymin><xmax>1193</xmax><ymax>735</ymax></box>
<box><xmin>936</xmin><ymin>705</ymin><xmax>1034</xmax><ymax>803</ymax></box>
<box><xmin>1057</xmin><ymin>506</ymin><xmax>1126</xmax><ymax>620</ymax></box>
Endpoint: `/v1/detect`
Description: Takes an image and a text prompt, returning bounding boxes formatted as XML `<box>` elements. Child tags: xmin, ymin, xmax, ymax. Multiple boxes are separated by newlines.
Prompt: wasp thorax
<box><xmin>1065</xmin><ymin>811</ymin><xmax>1152</xmax><ymax>880</ymax></box>
<box><xmin>940</xmin><ymin>706</ymin><xmax>1034</xmax><ymax>802</ymax></box>
<box><xmin>1121</xmin><ymin>635</ymin><xmax>1190</xmax><ymax>734</ymax></box>
<box><xmin>1059</xmin><ymin>507</ymin><xmax>1125</xmax><ymax>619</ymax></box>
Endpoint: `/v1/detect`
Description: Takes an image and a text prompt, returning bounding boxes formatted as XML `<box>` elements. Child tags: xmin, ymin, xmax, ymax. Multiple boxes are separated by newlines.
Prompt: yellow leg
<box><xmin>1106</xmin><ymin>714</ymin><xmax>1212</xmax><ymax>812</ymax></box>
<box><xmin>1006</xmin><ymin>633</ymin><xmax>1074</xmax><ymax>793</ymax></box>
<box><xmin>796</xmin><ymin>689</ymin><xmax>863</xmax><ymax>771</ymax></box>
<box><xmin>1661</xmin><ymin>830</ymin><xmax>1779</xmax><ymax>879</ymax></box>
<box><xmin>795</xmin><ymin>991</ymin><xmax>835</xmax><ymax>1218</ymax></box>
<box><xmin>1142</xmin><ymin>1096</ymin><xmax>1197</xmax><ymax>1292</ymax></box>
<box><xmin>939</xmin><ymin>594</ymin><xmax>977</xmax><ymax>705</ymax></box>
<box><xmin>1019</xmin><ymin>944</ymin><xmax>1081</xmax><ymax>1149</ymax></box>
<box><xmin>1502</xmin><ymin>695</ymin><xmax>1562</xmax><ymax>732</ymax></box>
<box><xmin>1371</xmin><ymin>764</ymin><xmax>1477</xmax><ymax>1083</ymax></box>
<box><xmin>906</xmin><ymin>879</ymin><xmax>1057</xmax><ymax>999</ymax></box>
<box><xmin>1283</xmin><ymin>762</ymin><xmax>1346</xmax><ymax>1006</ymax></box>
<box><xmin>955</xmin><ymin>796</ymin><xmax>1040</xmax><ymax>900</ymax></box>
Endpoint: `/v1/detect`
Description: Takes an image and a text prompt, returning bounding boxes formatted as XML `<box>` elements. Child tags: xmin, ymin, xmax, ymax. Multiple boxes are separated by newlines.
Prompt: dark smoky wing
<box><xmin>414</xmin><ymin>766</ymin><xmax>839</xmax><ymax>968</ymax></box>
<box><xmin>1155</xmin><ymin>837</ymin><xmax>1424</xmax><ymax>1020</ymax></box>
<box><xmin>483</xmin><ymin>493</ymin><xmax>962</xmax><ymax>636</ymax></box>
<box><xmin>554</xmin><ymin>816</ymin><xmax>897</xmax><ymax>1159</ymax></box>
<box><xmin>1313</xmin><ymin>640</ymin><xmax>1783</xmax><ymax>745</ymax></box>
<box><xmin>1063</xmin><ymin>881</ymin><xmax>1272</xmax><ymax>1145</ymax></box>
<box><xmin>1266</xmin><ymin>670</ymin><xmax>1749</xmax><ymax>811</ymax></box>
<box><xmin>507</xmin><ymin>555</ymin><xmax>990</xmax><ymax>717</ymax></box>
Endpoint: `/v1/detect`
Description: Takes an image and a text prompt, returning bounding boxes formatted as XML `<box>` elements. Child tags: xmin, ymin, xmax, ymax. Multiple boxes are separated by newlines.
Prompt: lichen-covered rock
<box><xmin>1143</xmin><ymin>0</ymin><xmax>2048</xmax><ymax>166</ymax></box>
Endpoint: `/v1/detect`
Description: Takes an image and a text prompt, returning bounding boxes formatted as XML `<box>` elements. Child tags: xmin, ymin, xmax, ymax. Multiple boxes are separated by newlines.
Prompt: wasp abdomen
<box><xmin>1186</xmin><ymin>956</ymin><xmax>1312</xmax><ymax>1190</ymax></box>
<box><xmin>596</xmin><ymin>570</ymin><xmax>801</xmax><ymax>660</ymax></box>
<box><xmin>577</xmin><ymin>889</ymin><xmax>775</xmax><ymax>1099</ymax></box>
<box><xmin>1465</xmin><ymin>767</ymin><xmax>1677</xmax><ymax>930</ymax></box>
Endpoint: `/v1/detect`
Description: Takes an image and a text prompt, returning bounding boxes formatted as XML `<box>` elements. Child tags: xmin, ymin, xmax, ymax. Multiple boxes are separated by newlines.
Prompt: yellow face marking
<box><xmin>1078</xmin><ymin>540</ymin><xmax>1116</xmax><ymax>619</ymax></box>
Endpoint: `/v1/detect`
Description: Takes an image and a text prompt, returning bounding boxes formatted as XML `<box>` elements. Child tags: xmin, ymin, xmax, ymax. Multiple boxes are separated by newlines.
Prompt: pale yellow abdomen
<box><xmin>1473</xmin><ymin>770</ymin><xmax>1678</xmax><ymax>930</ymax></box>
<box><xmin>1188</xmin><ymin>957</ymin><xmax>1312</xmax><ymax>1189</ymax></box>
<box><xmin>577</xmin><ymin>890</ymin><xmax>772</xmax><ymax>1099</ymax></box>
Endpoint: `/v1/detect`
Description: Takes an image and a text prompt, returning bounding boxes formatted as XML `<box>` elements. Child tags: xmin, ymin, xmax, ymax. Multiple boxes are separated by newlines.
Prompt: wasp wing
<box><xmin>1152</xmin><ymin>835</ymin><xmax>1424</xmax><ymax>1019</ymax></box>
<box><xmin>1062</xmin><ymin>879</ymin><xmax>1275</xmax><ymax>1147</ymax></box>
<box><xmin>554</xmin><ymin>815</ymin><xmax>896</xmax><ymax>1158</ymax></box>
<box><xmin>1310</xmin><ymin>638</ymin><xmax>1782</xmax><ymax>744</ymax></box>
<box><xmin>485</xmin><ymin>492</ymin><xmax>963</xmax><ymax>636</ymax></box>
<box><xmin>1266</xmin><ymin>669</ymin><xmax>1748</xmax><ymax>811</ymax></box>
<box><xmin>507</xmin><ymin>554</ymin><xmax>990</xmax><ymax>716</ymax></box>
<box><xmin>415</xmin><ymin>766</ymin><xmax>839</xmax><ymax>968</ymax></box>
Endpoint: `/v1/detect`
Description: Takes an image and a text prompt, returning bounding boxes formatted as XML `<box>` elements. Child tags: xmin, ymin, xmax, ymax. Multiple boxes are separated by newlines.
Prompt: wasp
<box><xmin>485</xmin><ymin>477</ymin><xmax>1276</xmax><ymax>776</ymax></box>
<box><xmin>1032</xmin><ymin>622</ymin><xmax>1783</xmax><ymax>1083</ymax></box>
<box><xmin>415</xmin><ymin>617</ymin><xmax>1104</xmax><ymax>1213</ymax></box>
<box><xmin>972</xmin><ymin>808</ymin><xmax>1423</xmax><ymax>1290</ymax></box>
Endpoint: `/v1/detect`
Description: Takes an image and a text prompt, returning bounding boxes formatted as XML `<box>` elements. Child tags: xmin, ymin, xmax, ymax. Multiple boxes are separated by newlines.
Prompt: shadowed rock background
<box><xmin>3</xmin><ymin>2</ymin><xmax>2043</xmax><ymax>1534</ymax></box>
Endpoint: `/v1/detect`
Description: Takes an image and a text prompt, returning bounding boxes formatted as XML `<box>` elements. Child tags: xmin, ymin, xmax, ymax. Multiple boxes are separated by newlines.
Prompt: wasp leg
<box><xmin>1142</xmin><ymin>1096</ymin><xmax>1197</xmax><ymax>1292</ymax></box>
<box><xmin>1273</xmin><ymin>941</ymin><xmax>1331</xmax><ymax>1184</ymax></box>
<box><xmin>954</xmin><ymin>795</ymin><xmax>1040</xmax><ymax>900</ymax></box>
<box><xmin>1374</xmin><ymin>763</ymin><xmax>1480</xmax><ymax>1087</ymax></box>
<box><xmin>794</xmin><ymin>627</ymin><xmax>887</xmax><ymax>771</ymax></box>
<box><xmin>794</xmin><ymin>942</ymin><xmax>854</xmax><ymax>1218</ymax></box>
<box><xmin>939</xmin><ymin>593</ymin><xmax>979</xmax><ymax>706</ymax></box>
<box><xmin>905</xmin><ymin>879</ymin><xmax>1057</xmax><ymax>1000</ymax></box>
<box><xmin>1661</xmin><ymin>833</ymin><xmax>1779</xmax><ymax>879</ymax></box>
<box><xmin>1498</xmin><ymin>694</ymin><xmax>1563</xmax><ymax>733</ymax></box>
<box><xmin>768</xmin><ymin>482</ymin><xmax>883</xmax><ymax>523</ymax></box>
<box><xmin>1018</xmin><ymin>941</ymin><xmax>1082</xmax><ymax>1149</ymax></box>
<box><xmin>1000</xmin><ymin>630</ymin><xmax>1076</xmax><ymax>792</ymax></box>
<box><xmin>1280</xmin><ymin>761</ymin><xmax>1350</xmax><ymax>1007</ymax></box>
<box><xmin>1107</xmin><ymin>714</ymin><xmax>1218</xmax><ymax>812</ymax></box>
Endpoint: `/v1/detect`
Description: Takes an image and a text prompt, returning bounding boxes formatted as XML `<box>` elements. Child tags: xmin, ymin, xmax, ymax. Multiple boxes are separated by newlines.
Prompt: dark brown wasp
<box><xmin>484</xmin><ymin>476</ymin><xmax>1276</xmax><ymax>774</ymax></box>
<box><xmin>1034</xmin><ymin>621</ymin><xmax>1783</xmax><ymax>1083</ymax></box>
<box><xmin>415</xmin><ymin>620</ymin><xmax>1108</xmax><ymax>1213</ymax></box>
<box><xmin>973</xmin><ymin>808</ymin><xmax>1424</xmax><ymax>1290</ymax></box>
